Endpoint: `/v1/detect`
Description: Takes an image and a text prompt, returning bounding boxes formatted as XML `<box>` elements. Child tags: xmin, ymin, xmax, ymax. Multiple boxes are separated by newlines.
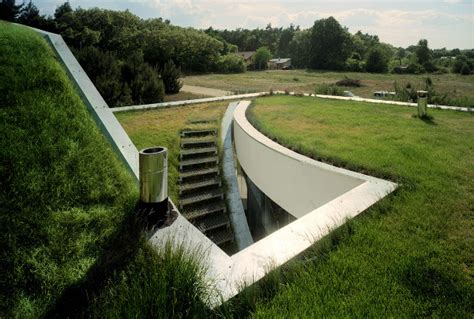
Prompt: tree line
<box><xmin>1</xmin><ymin>1</ymin><xmax>246</xmax><ymax>107</ymax></box>
<box><xmin>207</xmin><ymin>17</ymin><xmax>473</xmax><ymax>75</ymax></box>
<box><xmin>2</xmin><ymin>1</ymin><xmax>472</xmax><ymax>106</ymax></box>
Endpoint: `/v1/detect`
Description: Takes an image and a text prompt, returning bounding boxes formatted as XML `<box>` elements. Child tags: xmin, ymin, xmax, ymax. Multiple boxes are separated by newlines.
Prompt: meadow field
<box><xmin>184</xmin><ymin>70</ymin><xmax>474</xmax><ymax>103</ymax></box>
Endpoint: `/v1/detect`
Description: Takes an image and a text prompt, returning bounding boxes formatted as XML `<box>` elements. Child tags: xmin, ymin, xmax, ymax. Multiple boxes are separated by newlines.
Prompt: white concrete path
<box><xmin>111</xmin><ymin>92</ymin><xmax>268</xmax><ymax>113</ymax></box>
<box><xmin>181</xmin><ymin>84</ymin><xmax>232</xmax><ymax>97</ymax></box>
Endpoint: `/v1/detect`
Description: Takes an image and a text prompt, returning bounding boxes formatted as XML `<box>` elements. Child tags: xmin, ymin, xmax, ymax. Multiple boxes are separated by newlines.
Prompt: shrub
<box><xmin>131</xmin><ymin>64</ymin><xmax>164</xmax><ymax>104</ymax></box>
<box><xmin>406</xmin><ymin>63</ymin><xmax>425</xmax><ymax>74</ymax></box>
<box><xmin>336</xmin><ymin>76</ymin><xmax>361</xmax><ymax>87</ymax></box>
<box><xmin>452</xmin><ymin>56</ymin><xmax>467</xmax><ymax>73</ymax></box>
<box><xmin>216</xmin><ymin>54</ymin><xmax>246</xmax><ymax>73</ymax></box>
<box><xmin>423</xmin><ymin>61</ymin><xmax>438</xmax><ymax>73</ymax></box>
<box><xmin>315</xmin><ymin>84</ymin><xmax>344</xmax><ymax>96</ymax></box>
<box><xmin>366</xmin><ymin>47</ymin><xmax>389</xmax><ymax>73</ymax></box>
<box><xmin>394</xmin><ymin>81</ymin><xmax>418</xmax><ymax>102</ymax></box>
<box><xmin>161</xmin><ymin>60</ymin><xmax>182</xmax><ymax>94</ymax></box>
<box><xmin>254</xmin><ymin>47</ymin><xmax>272</xmax><ymax>70</ymax></box>
<box><xmin>345</xmin><ymin>58</ymin><xmax>364</xmax><ymax>72</ymax></box>
<box><xmin>460</xmin><ymin>63</ymin><xmax>471</xmax><ymax>75</ymax></box>
<box><xmin>394</xmin><ymin>78</ymin><xmax>450</xmax><ymax>105</ymax></box>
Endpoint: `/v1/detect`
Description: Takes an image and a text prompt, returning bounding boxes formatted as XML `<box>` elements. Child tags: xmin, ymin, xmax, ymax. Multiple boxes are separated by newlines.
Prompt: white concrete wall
<box><xmin>233</xmin><ymin>103</ymin><xmax>365</xmax><ymax>219</ymax></box>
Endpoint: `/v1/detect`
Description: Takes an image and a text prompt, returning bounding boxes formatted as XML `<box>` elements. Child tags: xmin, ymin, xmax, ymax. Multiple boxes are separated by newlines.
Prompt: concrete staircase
<box><xmin>178</xmin><ymin>127</ymin><xmax>234</xmax><ymax>249</ymax></box>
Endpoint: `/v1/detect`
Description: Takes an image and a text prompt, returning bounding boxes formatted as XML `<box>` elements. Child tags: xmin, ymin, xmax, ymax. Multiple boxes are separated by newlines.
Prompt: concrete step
<box><xmin>179</xmin><ymin>177</ymin><xmax>221</xmax><ymax>194</ymax></box>
<box><xmin>182</xmin><ymin>202</ymin><xmax>226</xmax><ymax>220</ymax></box>
<box><xmin>195</xmin><ymin>213</ymin><xmax>230</xmax><ymax>233</ymax></box>
<box><xmin>180</xmin><ymin>146</ymin><xmax>217</xmax><ymax>158</ymax></box>
<box><xmin>180</xmin><ymin>136</ymin><xmax>216</xmax><ymax>147</ymax></box>
<box><xmin>179</xmin><ymin>189</ymin><xmax>224</xmax><ymax>208</ymax></box>
<box><xmin>181</xmin><ymin>128</ymin><xmax>217</xmax><ymax>138</ymax></box>
<box><xmin>179</xmin><ymin>167</ymin><xmax>219</xmax><ymax>181</ymax></box>
<box><xmin>179</xmin><ymin>156</ymin><xmax>218</xmax><ymax>169</ymax></box>
<box><xmin>207</xmin><ymin>227</ymin><xmax>234</xmax><ymax>246</ymax></box>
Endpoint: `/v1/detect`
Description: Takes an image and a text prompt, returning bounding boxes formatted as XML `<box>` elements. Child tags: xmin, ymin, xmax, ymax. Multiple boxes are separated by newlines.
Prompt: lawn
<box><xmin>0</xmin><ymin>22</ymin><xmax>211</xmax><ymax>318</ymax></box>
<box><xmin>115</xmin><ymin>102</ymin><xmax>228</xmax><ymax>203</ymax></box>
<box><xmin>183</xmin><ymin>69</ymin><xmax>474</xmax><ymax>104</ymax></box>
<box><xmin>237</xmin><ymin>95</ymin><xmax>473</xmax><ymax>317</ymax></box>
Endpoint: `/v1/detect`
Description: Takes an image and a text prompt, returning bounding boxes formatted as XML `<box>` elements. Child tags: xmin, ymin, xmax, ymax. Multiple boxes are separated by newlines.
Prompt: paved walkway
<box><xmin>181</xmin><ymin>85</ymin><xmax>231</xmax><ymax>97</ymax></box>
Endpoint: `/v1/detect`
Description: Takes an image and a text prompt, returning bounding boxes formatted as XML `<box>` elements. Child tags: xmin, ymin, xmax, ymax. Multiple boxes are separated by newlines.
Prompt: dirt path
<box><xmin>181</xmin><ymin>85</ymin><xmax>231</xmax><ymax>97</ymax></box>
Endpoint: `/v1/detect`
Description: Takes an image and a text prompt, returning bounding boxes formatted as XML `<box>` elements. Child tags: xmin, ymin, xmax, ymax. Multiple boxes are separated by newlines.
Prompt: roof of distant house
<box><xmin>233</xmin><ymin>51</ymin><xmax>255</xmax><ymax>60</ymax></box>
<box><xmin>269</xmin><ymin>58</ymin><xmax>291</xmax><ymax>64</ymax></box>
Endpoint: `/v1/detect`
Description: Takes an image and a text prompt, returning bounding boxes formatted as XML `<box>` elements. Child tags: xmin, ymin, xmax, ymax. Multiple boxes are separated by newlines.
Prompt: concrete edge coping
<box><xmin>112</xmin><ymin>89</ymin><xmax>471</xmax><ymax>114</ymax></box>
<box><xmin>271</xmin><ymin>91</ymin><xmax>472</xmax><ymax>112</ymax></box>
<box><xmin>111</xmin><ymin>92</ymin><xmax>268</xmax><ymax>113</ymax></box>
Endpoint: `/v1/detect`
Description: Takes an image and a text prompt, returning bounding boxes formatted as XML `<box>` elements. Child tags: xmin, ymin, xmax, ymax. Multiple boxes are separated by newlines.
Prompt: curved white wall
<box><xmin>234</xmin><ymin>102</ymin><xmax>365</xmax><ymax>218</ymax></box>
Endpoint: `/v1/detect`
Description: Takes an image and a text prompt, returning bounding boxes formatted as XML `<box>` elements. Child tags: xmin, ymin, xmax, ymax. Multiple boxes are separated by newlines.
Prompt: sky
<box><xmin>33</xmin><ymin>0</ymin><xmax>474</xmax><ymax>49</ymax></box>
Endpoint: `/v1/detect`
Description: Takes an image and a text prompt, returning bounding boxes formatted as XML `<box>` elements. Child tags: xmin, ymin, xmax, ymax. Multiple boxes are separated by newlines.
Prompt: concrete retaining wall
<box><xmin>233</xmin><ymin>102</ymin><xmax>366</xmax><ymax>218</ymax></box>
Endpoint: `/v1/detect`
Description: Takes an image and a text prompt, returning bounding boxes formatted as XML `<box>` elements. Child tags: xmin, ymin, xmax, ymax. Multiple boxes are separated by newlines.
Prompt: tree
<box><xmin>254</xmin><ymin>47</ymin><xmax>272</xmax><ymax>70</ymax></box>
<box><xmin>288</xmin><ymin>30</ymin><xmax>311</xmax><ymax>68</ymax></box>
<box><xmin>366</xmin><ymin>46</ymin><xmax>389</xmax><ymax>73</ymax></box>
<box><xmin>17</xmin><ymin>1</ymin><xmax>41</xmax><ymax>27</ymax></box>
<box><xmin>277</xmin><ymin>24</ymin><xmax>296</xmax><ymax>57</ymax></box>
<box><xmin>161</xmin><ymin>60</ymin><xmax>182</xmax><ymax>94</ymax></box>
<box><xmin>131</xmin><ymin>64</ymin><xmax>164</xmax><ymax>104</ymax></box>
<box><xmin>54</xmin><ymin>1</ymin><xmax>72</xmax><ymax>20</ymax></box>
<box><xmin>460</xmin><ymin>64</ymin><xmax>471</xmax><ymax>75</ymax></box>
<box><xmin>452</xmin><ymin>55</ymin><xmax>469</xmax><ymax>73</ymax></box>
<box><xmin>351</xmin><ymin>31</ymin><xmax>380</xmax><ymax>59</ymax></box>
<box><xmin>396</xmin><ymin>48</ymin><xmax>406</xmax><ymax>65</ymax></box>
<box><xmin>309</xmin><ymin>17</ymin><xmax>352</xmax><ymax>70</ymax></box>
<box><xmin>216</xmin><ymin>55</ymin><xmax>246</xmax><ymax>73</ymax></box>
<box><xmin>0</xmin><ymin>0</ymin><xmax>23</xmax><ymax>21</ymax></box>
<box><xmin>416</xmin><ymin>39</ymin><xmax>431</xmax><ymax>65</ymax></box>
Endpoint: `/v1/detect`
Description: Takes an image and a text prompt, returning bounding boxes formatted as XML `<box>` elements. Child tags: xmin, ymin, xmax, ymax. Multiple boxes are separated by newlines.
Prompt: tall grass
<box><xmin>0</xmin><ymin>22</ymin><xmax>210</xmax><ymax>318</ymax></box>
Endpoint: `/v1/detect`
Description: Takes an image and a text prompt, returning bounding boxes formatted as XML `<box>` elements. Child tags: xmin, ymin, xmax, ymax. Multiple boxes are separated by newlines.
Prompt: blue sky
<box><xmin>33</xmin><ymin>0</ymin><xmax>474</xmax><ymax>49</ymax></box>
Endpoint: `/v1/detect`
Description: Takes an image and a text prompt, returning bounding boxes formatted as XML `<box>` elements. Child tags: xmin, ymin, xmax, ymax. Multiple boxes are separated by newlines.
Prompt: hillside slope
<box><xmin>0</xmin><ymin>23</ymin><xmax>209</xmax><ymax>318</ymax></box>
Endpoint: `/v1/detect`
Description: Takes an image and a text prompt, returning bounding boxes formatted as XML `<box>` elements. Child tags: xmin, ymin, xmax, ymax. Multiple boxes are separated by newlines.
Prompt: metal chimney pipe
<box><xmin>139</xmin><ymin>147</ymin><xmax>168</xmax><ymax>215</ymax></box>
<box><xmin>417</xmin><ymin>90</ymin><xmax>428</xmax><ymax>117</ymax></box>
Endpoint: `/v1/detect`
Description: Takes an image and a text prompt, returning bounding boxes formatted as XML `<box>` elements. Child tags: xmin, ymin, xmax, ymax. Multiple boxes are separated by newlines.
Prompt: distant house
<box><xmin>268</xmin><ymin>58</ymin><xmax>292</xmax><ymax>70</ymax></box>
<box><xmin>232</xmin><ymin>51</ymin><xmax>256</xmax><ymax>65</ymax></box>
<box><xmin>393</xmin><ymin>65</ymin><xmax>408</xmax><ymax>74</ymax></box>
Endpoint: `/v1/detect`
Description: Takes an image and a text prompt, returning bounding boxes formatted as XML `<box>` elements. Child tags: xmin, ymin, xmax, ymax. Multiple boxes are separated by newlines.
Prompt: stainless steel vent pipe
<box><xmin>417</xmin><ymin>90</ymin><xmax>428</xmax><ymax>117</ymax></box>
<box><xmin>139</xmin><ymin>146</ymin><xmax>168</xmax><ymax>209</ymax></box>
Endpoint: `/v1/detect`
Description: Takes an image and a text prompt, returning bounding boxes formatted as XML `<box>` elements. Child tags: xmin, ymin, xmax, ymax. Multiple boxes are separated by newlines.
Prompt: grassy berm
<box><xmin>0</xmin><ymin>22</ymin><xmax>212</xmax><ymax>318</ymax></box>
<box><xmin>241</xmin><ymin>95</ymin><xmax>474</xmax><ymax>317</ymax></box>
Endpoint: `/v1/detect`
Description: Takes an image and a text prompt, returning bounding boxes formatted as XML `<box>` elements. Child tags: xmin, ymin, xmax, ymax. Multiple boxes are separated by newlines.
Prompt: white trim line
<box><xmin>112</xmin><ymin>90</ymin><xmax>471</xmax><ymax>114</ymax></box>
<box><xmin>111</xmin><ymin>92</ymin><xmax>268</xmax><ymax>113</ymax></box>
<box><xmin>271</xmin><ymin>91</ymin><xmax>472</xmax><ymax>112</ymax></box>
